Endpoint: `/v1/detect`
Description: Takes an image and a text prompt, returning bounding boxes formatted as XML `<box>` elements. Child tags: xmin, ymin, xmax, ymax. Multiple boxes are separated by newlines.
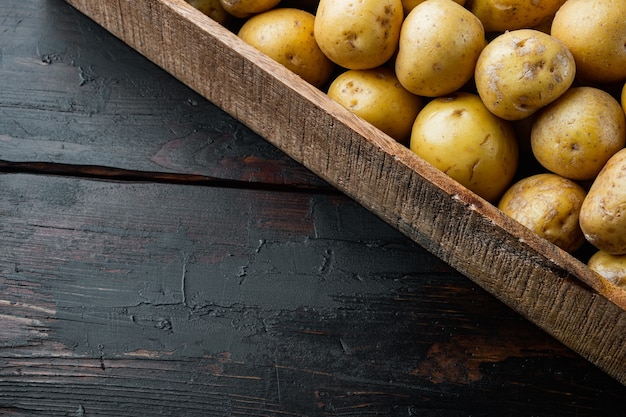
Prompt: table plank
<box><xmin>0</xmin><ymin>0</ymin><xmax>327</xmax><ymax>188</ymax></box>
<box><xmin>0</xmin><ymin>173</ymin><xmax>623</xmax><ymax>417</ymax></box>
<box><xmin>1</xmin><ymin>0</ymin><xmax>626</xmax><ymax>415</ymax></box>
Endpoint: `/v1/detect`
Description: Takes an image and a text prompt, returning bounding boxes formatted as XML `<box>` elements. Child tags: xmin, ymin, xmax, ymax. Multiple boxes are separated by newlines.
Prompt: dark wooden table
<box><xmin>1</xmin><ymin>1</ymin><xmax>625</xmax><ymax>416</ymax></box>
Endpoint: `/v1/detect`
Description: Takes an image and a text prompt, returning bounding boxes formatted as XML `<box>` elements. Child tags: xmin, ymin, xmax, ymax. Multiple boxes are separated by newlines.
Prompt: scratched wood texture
<box><xmin>60</xmin><ymin>0</ymin><xmax>626</xmax><ymax>384</ymax></box>
<box><xmin>0</xmin><ymin>1</ymin><xmax>625</xmax><ymax>416</ymax></box>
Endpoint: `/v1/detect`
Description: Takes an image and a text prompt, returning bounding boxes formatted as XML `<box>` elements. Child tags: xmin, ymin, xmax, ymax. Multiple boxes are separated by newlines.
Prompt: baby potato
<box><xmin>474</xmin><ymin>29</ymin><xmax>576</xmax><ymax>121</ymax></box>
<box><xmin>401</xmin><ymin>0</ymin><xmax>467</xmax><ymax>15</ymax></box>
<box><xmin>186</xmin><ymin>0</ymin><xmax>230</xmax><ymax>25</ymax></box>
<box><xmin>588</xmin><ymin>250</ymin><xmax>626</xmax><ymax>289</ymax></box>
<box><xmin>327</xmin><ymin>68</ymin><xmax>423</xmax><ymax>143</ymax></box>
<box><xmin>466</xmin><ymin>0</ymin><xmax>566</xmax><ymax>32</ymax></box>
<box><xmin>219</xmin><ymin>0</ymin><xmax>280</xmax><ymax>18</ymax></box>
<box><xmin>395</xmin><ymin>0</ymin><xmax>485</xmax><ymax>97</ymax></box>
<box><xmin>551</xmin><ymin>0</ymin><xmax>626</xmax><ymax>83</ymax></box>
<box><xmin>314</xmin><ymin>0</ymin><xmax>404</xmax><ymax>70</ymax></box>
<box><xmin>410</xmin><ymin>92</ymin><xmax>518</xmax><ymax>202</ymax></box>
<box><xmin>238</xmin><ymin>8</ymin><xmax>335</xmax><ymax>87</ymax></box>
<box><xmin>580</xmin><ymin>148</ymin><xmax>626</xmax><ymax>255</ymax></box>
<box><xmin>531</xmin><ymin>87</ymin><xmax>626</xmax><ymax>181</ymax></box>
<box><xmin>498</xmin><ymin>173</ymin><xmax>587</xmax><ymax>253</ymax></box>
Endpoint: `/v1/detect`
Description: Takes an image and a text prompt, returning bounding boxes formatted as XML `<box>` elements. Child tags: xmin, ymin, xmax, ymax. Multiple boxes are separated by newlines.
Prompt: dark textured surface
<box><xmin>0</xmin><ymin>0</ymin><xmax>327</xmax><ymax>187</ymax></box>
<box><xmin>0</xmin><ymin>1</ymin><xmax>624</xmax><ymax>416</ymax></box>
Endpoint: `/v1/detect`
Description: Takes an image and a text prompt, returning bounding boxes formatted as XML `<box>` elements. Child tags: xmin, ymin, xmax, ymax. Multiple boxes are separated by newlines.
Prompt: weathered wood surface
<box><xmin>0</xmin><ymin>1</ymin><xmax>625</xmax><ymax>415</ymax></box>
<box><xmin>0</xmin><ymin>173</ymin><xmax>623</xmax><ymax>416</ymax></box>
<box><xmin>0</xmin><ymin>0</ymin><xmax>327</xmax><ymax>189</ymax></box>
<box><xmin>59</xmin><ymin>0</ymin><xmax>626</xmax><ymax>384</ymax></box>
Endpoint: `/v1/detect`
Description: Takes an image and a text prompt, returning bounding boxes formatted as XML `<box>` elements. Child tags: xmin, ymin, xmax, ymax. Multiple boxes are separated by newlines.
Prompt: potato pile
<box><xmin>187</xmin><ymin>0</ymin><xmax>626</xmax><ymax>287</ymax></box>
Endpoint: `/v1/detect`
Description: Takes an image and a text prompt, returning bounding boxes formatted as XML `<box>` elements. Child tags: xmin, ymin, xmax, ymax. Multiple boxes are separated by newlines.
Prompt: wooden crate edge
<box><xmin>63</xmin><ymin>0</ymin><xmax>626</xmax><ymax>384</ymax></box>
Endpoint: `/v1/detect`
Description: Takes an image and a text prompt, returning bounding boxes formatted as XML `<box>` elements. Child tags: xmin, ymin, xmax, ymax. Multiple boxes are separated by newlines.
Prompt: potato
<box><xmin>409</xmin><ymin>92</ymin><xmax>518</xmax><ymax>202</ymax></box>
<box><xmin>474</xmin><ymin>29</ymin><xmax>576</xmax><ymax>121</ymax></box>
<box><xmin>401</xmin><ymin>0</ymin><xmax>467</xmax><ymax>15</ymax></box>
<box><xmin>186</xmin><ymin>0</ymin><xmax>230</xmax><ymax>25</ymax></box>
<box><xmin>219</xmin><ymin>0</ymin><xmax>280</xmax><ymax>18</ymax></box>
<box><xmin>395</xmin><ymin>0</ymin><xmax>485</xmax><ymax>97</ymax></box>
<box><xmin>466</xmin><ymin>0</ymin><xmax>566</xmax><ymax>32</ymax></box>
<box><xmin>327</xmin><ymin>68</ymin><xmax>423</xmax><ymax>143</ymax></box>
<box><xmin>314</xmin><ymin>0</ymin><xmax>404</xmax><ymax>70</ymax></box>
<box><xmin>498</xmin><ymin>173</ymin><xmax>587</xmax><ymax>253</ymax></box>
<box><xmin>588</xmin><ymin>250</ymin><xmax>626</xmax><ymax>289</ymax></box>
<box><xmin>551</xmin><ymin>0</ymin><xmax>626</xmax><ymax>84</ymax></box>
<box><xmin>531</xmin><ymin>87</ymin><xmax>626</xmax><ymax>181</ymax></box>
<box><xmin>238</xmin><ymin>8</ymin><xmax>335</xmax><ymax>87</ymax></box>
<box><xmin>579</xmin><ymin>148</ymin><xmax>626</xmax><ymax>255</ymax></box>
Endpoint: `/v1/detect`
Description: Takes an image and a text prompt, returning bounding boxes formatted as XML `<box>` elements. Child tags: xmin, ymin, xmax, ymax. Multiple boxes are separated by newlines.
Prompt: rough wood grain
<box><xmin>0</xmin><ymin>0</ymin><xmax>327</xmax><ymax>189</ymax></box>
<box><xmin>2</xmin><ymin>2</ymin><xmax>626</xmax><ymax>413</ymax></box>
<box><xmin>0</xmin><ymin>173</ymin><xmax>623</xmax><ymax>416</ymax></box>
<box><xmin>61</xmin><ymin>0</ymin><xmax>626</xmax><ymax>383</ymax></box>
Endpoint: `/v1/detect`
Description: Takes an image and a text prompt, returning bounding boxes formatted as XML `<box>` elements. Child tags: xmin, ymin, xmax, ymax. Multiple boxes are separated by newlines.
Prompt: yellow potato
<box><xmin>409</xmin><ymin>92</ymin><xmax>518</xmax><ymax>202</ymax></box>
<box><xmin>622</xmin><ymin>82</ymin><xmax>626</xmax><ymax>115</ymax></box>
<box><xmin>580</xmin><ymin>148</ymin><xmax>626</xmax><ymax>255</ymax></box>
<box><xmin>401</xmin><ymin>0</ymin><xmax>466</xmax><ymax>15</ymax></box>
<box><xmin>498</xmin><ymin>173</ymin><xmax>587</xmax><ymax>253</ymax></box>
<box><xmin>551</xmin><ymin>0</ymin><xmax>626</xmax><ymax>83</ymax></box>
<box><xmin>588</xmin><ymin>250</ymin><xmax>626</xmax><ymax>289</ymax></box>
<box><xmin>238</xmin><ymin>8</ymin><xmax>335</xmax><ymax>87</ymax></box>
<box><xmin>219</xmin><ymin>0</ymin><xmax>280</xmax><ymax>18</ymax></box>
<box><xmin>314</xmin><ymin>0</ymin><xmax>404</xmax><ymax>70</ymax></box>
<box><xmin>466</xmin><ymin>0</ymin><xmax>566</xmax><ymax>32</ymax></box>
<box><xmin>395</xmin><ymin>0</ymin><xmax>485</xmax><ymax>97</ymax></box>
<box><xmin>531</xmin><ymin>87</ymin><xmax>626</xmax><ymax>181</ymax></box>
<box><xmin>327</xmin><ymin>68</ymin><xmax>423</xmax><ymax>143</ymax></box>
<box><xmin>186</xmin><ymin>0</ymin><xmax>230</xmax><ymax>25</ymax></box>
<box><xmin>474</xmin><ymin>29</ymin><xmax>576</xmax><ymax>121</ymax></box>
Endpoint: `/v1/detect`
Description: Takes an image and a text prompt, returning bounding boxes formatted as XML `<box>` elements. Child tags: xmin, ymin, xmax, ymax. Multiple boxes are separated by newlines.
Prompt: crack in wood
<box><xmin>0</xmin><ymin>159</ymin><xmax>340</xmax><ymax>195</ymax></box>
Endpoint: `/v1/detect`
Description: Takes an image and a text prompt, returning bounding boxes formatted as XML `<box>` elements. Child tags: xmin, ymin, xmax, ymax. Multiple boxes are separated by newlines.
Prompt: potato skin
<box><xmin>474</xmin><ymin>29</ymin><xmax>576</xmax><ymax>121</ymax></box>
<box><xmin>588</xmin><ymin>250</ymin><xmax>626</xmax><ymax>289</ymax></box>
<box><xmin>466</xmin><ymin>0</ymin><xmax>567</xmax><ymax>32</ymax></box>
<box><xmin>314</xmin><ymin>0</ymin><xmax>403</xmax><ymax>70</ymax></box>
<box><xmin>551</xmin><ymin>0</ymin><xmax>626</xmax><ymax>83</ymax></box>
<box><xmin>238</xmin><ymin>8</ymin><xmax>335</xmax><ymax>87</ymax></box>
<box><xmin>327</xmin><ymin>68</ymin><xmax>423</xmax><ymax>143</ymax></box>
<box><xmin>219</xmin><ymin>0</ymin><xmax>280</xmax><ymax>18</ymax></box>
<box><xmin>395</xmin><ymin>0</ymin><xmax>485</xmax><ymax>97</ymax></box>
<box><xmin>186</xmin><ymin>0</ymin><xmax>230</xmax><ymax>25</ymax></box>
<box><xmin>401</xmin><ymin>0</ymin><xmax>467</xmax><ymax>15</ymax></box>
<box><xmin>409</xmin><ymin>92</ymin><xmax>518</xmax><ymax>202</ymax></box>
<box><xmin>580</xmin><ymin>148</ymin><xmax>626</xmax><ymax>255</ymax></box>
<box><xmin>498</xmin><ymin>173</ymin><xmax>587</xmax><ymax>253</ymax></box>
<box><xmin>531</xmin><ymin>87</ymin><xmax>626</xmax><ymax>181</ymax></box>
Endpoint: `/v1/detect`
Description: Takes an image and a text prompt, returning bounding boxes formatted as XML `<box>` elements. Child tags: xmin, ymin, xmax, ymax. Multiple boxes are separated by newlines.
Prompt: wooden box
<box><xmin>63</xmin><ymin>0</ymin><xmax>626</xmax><ymax>384</ymax></box>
